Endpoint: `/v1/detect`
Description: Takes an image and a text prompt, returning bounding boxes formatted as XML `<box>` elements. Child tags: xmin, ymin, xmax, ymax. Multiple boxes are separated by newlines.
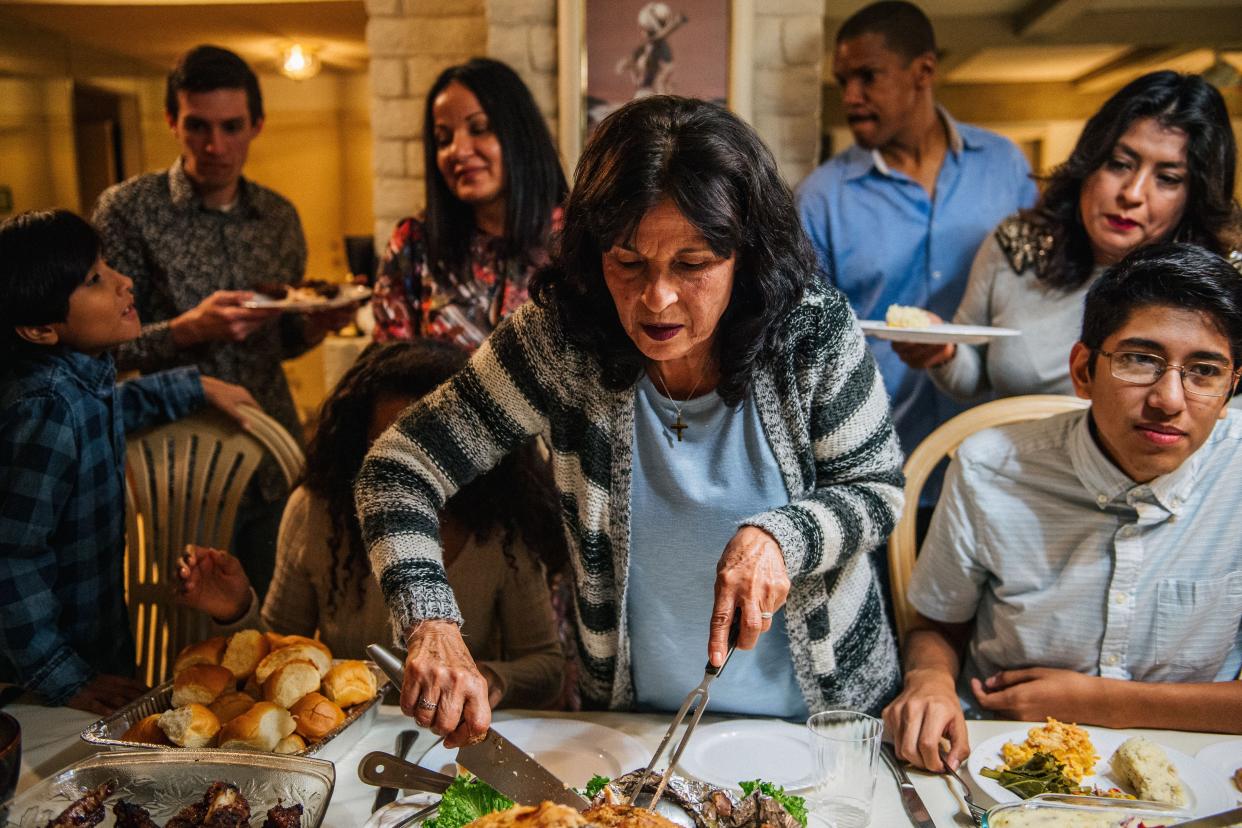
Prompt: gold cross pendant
<box><xmin>670</xmin><ymin>415</ymin><xmax>687</xmax><ymax>442</ymax></box>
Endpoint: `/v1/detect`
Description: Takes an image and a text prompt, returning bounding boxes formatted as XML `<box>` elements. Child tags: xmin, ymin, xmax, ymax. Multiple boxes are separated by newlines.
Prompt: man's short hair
<box><xmin>1082</xmin><ymin>243</ymin><xmax>1242</xmax><ymax>365</ymax></box>
<box><xmin>836</xmin><ymin>1</ymin><xmax>936</xmax><ymax>62</ymax></box>
<box><xmin>165</xmin><ymin>44</ymin><xmax>264</xmax><ymax>124</ymax></box>
<box><xmin>0</xmin><ymin>210</ymin><xmax>99</xmax><ymax>354</ymax></box>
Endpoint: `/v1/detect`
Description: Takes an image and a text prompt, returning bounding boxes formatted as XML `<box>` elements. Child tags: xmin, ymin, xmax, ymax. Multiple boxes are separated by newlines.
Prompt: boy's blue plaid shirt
<box><xmin>0</xmin><ymin>347</ymin><xmax>203</xmax><ymax>704</ymax></box>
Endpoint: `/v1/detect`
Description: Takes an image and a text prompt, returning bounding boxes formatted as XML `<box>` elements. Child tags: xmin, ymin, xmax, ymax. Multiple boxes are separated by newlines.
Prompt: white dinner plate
<box><xmin>363</xmin><ymin>792</ymin><xmax>437</xmax><ymax>828</ymax></box>
<box><xmin>1196</xmin><ymin>740</ymin><xmax>1242</xmax><ymax>803</ymax></box>
<box><xmin>675</xmin><ymin>719</ymin><xmax>816</xmax><ymax>792</ymax></box>
<box><xmin>968</xmin><ymin>726</ymin><xmax>1235</xmax><ymax>816</ymax></box>
<box><xmin>859</xmin><ymin>320</ymin><xmax>1020</xmax><ymax>345</ymax></box>
<box><xmin>416</xmin><ymin>718</ymin><xmax>650</xmax><ymax>789</ymax></box>
<box><xmin>242</xmin><ymin>282</ymin><xmax>371</xmax><ymax>311</ymax></box>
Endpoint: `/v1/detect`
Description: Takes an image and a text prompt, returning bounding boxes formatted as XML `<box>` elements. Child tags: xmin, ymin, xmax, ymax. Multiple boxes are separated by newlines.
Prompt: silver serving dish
<box><xmin>2</xmin><ymin>749</ymin><xmax>335</xmax><ymax>827</ymax></box>
<box><xmin>984</xmin><ymin>793</ymin><xmax>1190</xmax><ymax>827</ymax></box>
<box><xmin>81</xmin><ymin>660</ymin><xmax>388</xmax><ymax>764</ymax></box>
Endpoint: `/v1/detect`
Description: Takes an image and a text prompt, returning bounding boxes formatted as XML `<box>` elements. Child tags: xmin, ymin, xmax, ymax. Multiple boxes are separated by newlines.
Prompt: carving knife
<box><xmin>1174</xmin><ymin>807</ymin><xmax>1242</xmax><ymax>827</ymax></box>
<box><xmin>367</xmin><ymin>643</ymin><xmax>589</xmax><ymax>809</ymax></box>
<box><xmin>881</xmin><ymin>742</ymin><xmax>935</xmax><ymax>828</ymax></box>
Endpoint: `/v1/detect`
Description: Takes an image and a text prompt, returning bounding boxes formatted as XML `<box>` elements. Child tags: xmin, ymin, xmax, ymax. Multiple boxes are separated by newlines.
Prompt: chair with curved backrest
<box><xmin>887</xmin><ymin>394</ymin><xmax>1091</xmax><ymax>642</ymax></box>
<box><xmin>124</xmin><ymin>403</ymin><xmax>305</xmax><ymax>685</ymax></box>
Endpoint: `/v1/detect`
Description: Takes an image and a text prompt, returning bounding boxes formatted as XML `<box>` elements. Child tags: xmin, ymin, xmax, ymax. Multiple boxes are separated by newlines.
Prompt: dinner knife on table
<box><xmin>1174</xmin><ymin>806</ymin><xmax>1242</xmax><ymax>827</ymax></box>
<box><xmin>366</xmin><ymin>642</ymin><xmax>590</xmax><ymax>810</ymax></box>
<box><xmin>880</xmin><ymin>742</ymin><xmax>936</xmax><ymax>828</ymax></box>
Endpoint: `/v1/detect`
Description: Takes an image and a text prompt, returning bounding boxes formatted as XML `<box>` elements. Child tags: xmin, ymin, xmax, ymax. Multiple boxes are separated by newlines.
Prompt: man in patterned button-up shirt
<box><xmin>93</xmin><ymin>46</ymin><xmax>354</xmax><ymax>595</ymax></box>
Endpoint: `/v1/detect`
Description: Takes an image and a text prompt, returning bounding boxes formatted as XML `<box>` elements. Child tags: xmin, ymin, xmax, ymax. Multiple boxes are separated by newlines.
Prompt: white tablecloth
<box><xmin>9</xmin><ymin>702</ymin><xmax>1239</xmax><ymax>826</ymax></box>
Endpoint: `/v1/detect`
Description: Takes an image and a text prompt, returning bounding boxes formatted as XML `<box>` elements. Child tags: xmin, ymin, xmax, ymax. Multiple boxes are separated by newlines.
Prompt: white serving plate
<box><xmin>675</xmin><ymin>719</ymin><xmax>816</xmax><ymax>792</ymax></box>
<box><xmin>860</xmin><ymin>320</ymin><xmax>1020</xmax><ymax>345</ymax></box>
<box><xmin>242</xmin><ymin>283</ymin><xmax>371</xmax><ymax>311</ymax></box>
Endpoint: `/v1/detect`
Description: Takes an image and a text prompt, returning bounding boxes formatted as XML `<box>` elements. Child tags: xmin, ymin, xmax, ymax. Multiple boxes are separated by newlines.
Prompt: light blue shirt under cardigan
<box><xmin>628</xmin><ymin>375</ymin><xmax>808</xmax><ymax>719</ymax></box>
<box><xmin>911</xmin><ymin>409</ymin><xmax>1242</xmax><ymax>709</ymax></box>
<box><xmin>796</xmin><ymin>109</ymin><xmax>1037</xmax><ymax>489</ymax></box>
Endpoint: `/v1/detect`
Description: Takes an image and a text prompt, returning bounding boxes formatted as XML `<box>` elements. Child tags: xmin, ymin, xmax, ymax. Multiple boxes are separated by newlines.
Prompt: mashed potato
<box><xmin>1109</xmin><ymin>736</ymin><xmax>1187</xmax><ymax>806</ymax></box>
<box><xmin>1001</xmin><ymin>718</ymin><xmax>1099</xmax><ymax>784</ymax></box>
<box><xmin>884</xmin><ymin>304</ymin><xmax>933</xmax><ymax>328</ymax></box>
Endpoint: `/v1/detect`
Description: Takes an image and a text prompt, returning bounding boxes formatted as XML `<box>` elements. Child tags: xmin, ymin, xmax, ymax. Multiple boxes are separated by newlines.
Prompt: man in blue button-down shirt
<box><xmin>796</xmin><ymin>1</ymin><xmax>1037</xmax><ymax>503</ymax></box>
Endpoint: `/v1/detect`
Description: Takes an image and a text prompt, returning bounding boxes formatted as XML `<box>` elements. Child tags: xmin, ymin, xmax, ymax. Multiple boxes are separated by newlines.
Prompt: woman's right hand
<box><xmin>890</xmin><ymin>312</ymin><xmax>956</xmax><ymax>369</ymax></box>
<box><xmin>175</xmin><ymin>545</ymin><xmax>253</xmax><ymax>623</ymax></box>
<box><xmin>402</xmin><ymin>620</ymin><xmax>491</xmax><ymax>747</ymax></box>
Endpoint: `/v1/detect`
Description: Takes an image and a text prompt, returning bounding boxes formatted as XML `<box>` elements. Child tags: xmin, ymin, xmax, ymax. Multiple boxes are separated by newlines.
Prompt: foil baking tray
<box><xmin>81</xmin><ymin>660</ymin><xmax>388</xmax><ymax>764</ymax></box>
<box><xmin>2</xmin><ymin>749</ymin><xmax>335</xmax><ymax>827</ymax></box>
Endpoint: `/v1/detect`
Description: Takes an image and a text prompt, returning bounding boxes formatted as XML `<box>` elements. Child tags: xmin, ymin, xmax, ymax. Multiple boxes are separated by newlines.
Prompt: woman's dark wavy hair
<box><xmin>0</xmin><ymin>209</ymin><xmax>99</xmax><ymax>360</ymax></box>
<box><xmin>530</xmin><ymin>95</ymin><xmax>812</xmax><ymax>405</ymax></box>
<box><xmin>304</xmin><ymin>339</ymin><xmax>568</xmax><ymax>612</ymax></box>
<box><xmin>422</xmin><ymin>58</ymin><xmax>568</xmax><ymax>275</ymax></box>
<box><xmin>1031</xmin><ymin>70</ymin><xmax>1239</xmax><ymax>290</ymax></box>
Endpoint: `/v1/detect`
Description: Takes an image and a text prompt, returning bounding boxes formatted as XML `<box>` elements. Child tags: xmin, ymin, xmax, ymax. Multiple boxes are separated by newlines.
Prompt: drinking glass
<box><xmin>806</xmin><ymin>709</ymin><xmax>883</xmax><ymax>828</ymax></box>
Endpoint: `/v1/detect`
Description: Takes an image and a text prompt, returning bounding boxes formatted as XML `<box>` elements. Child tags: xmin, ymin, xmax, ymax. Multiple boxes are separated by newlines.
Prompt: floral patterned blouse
<box><xmin>371</xmin><ymin>211</ymin><xmax>561</xmax><ymax>350</ymax></box>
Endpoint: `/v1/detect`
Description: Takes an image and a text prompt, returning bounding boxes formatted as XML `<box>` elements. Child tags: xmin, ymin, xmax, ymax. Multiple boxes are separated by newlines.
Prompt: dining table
<box><xmin>9</xmin><ymin>700</ymin><xmax>1242</xmax><ymax>827</ymax></box>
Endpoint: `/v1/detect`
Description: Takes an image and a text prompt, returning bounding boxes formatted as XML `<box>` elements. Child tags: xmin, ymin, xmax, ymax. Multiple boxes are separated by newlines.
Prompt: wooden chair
<box><xmin>124</xmin><ymin>403</ymin><xmax>305</xmax><ymax>684</ymax></box>
<box><xmin>887</xmin><ymin>394</ymin><xmax>1090</xmax><ymax>641</ymax></box>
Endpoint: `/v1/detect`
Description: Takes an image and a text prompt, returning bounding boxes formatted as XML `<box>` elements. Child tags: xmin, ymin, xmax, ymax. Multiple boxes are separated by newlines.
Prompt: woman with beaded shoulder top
<box><xmin>371</xmin><ymin>58</ymin><xmax>567</xmax><ymax>350</ymax></box>
<box><xmin>895</xmin><ymin>71</ymin><xmax>1241</xmax><ymax>401</ymax></box>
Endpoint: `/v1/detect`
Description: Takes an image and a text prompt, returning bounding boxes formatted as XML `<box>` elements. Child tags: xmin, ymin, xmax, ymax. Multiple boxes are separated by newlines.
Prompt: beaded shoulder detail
<box><xmin>994</xmin><ymin>215</ymin><xmax>1055</xmax><ymax>277</ymax></box>
<box><xmin>1229</xmin><ymin>249</ymin><xmax>1242</xmax><ymax>275</ymax></box>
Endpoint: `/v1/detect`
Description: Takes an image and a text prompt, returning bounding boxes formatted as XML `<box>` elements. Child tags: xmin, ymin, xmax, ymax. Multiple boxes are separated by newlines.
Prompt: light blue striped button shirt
<box><xmin>910</xmin><ymin>409</ymin><xmax>1242</xmax><ymax>694</ymax></box>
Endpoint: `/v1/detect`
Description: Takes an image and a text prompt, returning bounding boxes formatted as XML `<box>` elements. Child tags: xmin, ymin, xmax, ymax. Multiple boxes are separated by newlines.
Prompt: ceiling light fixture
<box><xmin>280</xmin><ymin>43</ymin><xmax>321</xmax><ymax>81</ymax></box>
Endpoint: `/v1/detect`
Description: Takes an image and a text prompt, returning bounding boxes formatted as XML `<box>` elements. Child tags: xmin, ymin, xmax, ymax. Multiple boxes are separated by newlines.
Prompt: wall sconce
<box><xmin>280</xmin><ymin>43</ymin><xmax>321</xmax><ymax>81</ymax></box>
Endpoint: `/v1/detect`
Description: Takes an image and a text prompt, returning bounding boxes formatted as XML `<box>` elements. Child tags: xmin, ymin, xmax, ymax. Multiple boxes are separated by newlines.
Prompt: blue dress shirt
<box><xmin>796</xmin><ymin>110</ymin><xmax>1037</xmax><ymax>484</ymax></box>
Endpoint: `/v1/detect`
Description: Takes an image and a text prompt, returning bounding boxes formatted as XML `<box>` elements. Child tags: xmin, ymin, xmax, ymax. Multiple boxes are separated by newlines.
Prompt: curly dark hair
<box><xmin>1030</xmin><ymin>70</ymin><xmax>1239</xmax><ymax>290</ymax></box>
<box><xmin>303</xmin><ymin>339</ymin><xmax>567</xmax><ymax>613</ymax></box>
<box><xmin>530</xmin><ymin>95</ymin><xmax>811</xmax><ymax>406</ymax></box>
<box><xmin>422</xmin><ymin>58</ymin><xmax>567</xmax><ymax>277</ymax></box>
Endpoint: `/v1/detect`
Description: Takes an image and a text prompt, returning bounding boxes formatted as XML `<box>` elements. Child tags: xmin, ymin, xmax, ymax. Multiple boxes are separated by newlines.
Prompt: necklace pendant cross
<box><xmin>670</xmin><ymin>414</ymin><xmax>688</xmax><ymax>442</ymax></box>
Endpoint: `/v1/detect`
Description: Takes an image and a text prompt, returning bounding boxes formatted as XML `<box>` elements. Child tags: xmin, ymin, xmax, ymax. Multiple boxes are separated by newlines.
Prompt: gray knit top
<box><xmin>355</xmin><ymin>284</ymin><xmax>905</xmax><ymax>714</ymax></box>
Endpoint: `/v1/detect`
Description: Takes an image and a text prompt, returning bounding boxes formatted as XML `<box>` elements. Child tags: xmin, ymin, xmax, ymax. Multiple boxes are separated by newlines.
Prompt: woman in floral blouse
<box><xmin>372</xmin><ymin>58</ymin><xmax>567</xmax><ymax>348</ymax></box>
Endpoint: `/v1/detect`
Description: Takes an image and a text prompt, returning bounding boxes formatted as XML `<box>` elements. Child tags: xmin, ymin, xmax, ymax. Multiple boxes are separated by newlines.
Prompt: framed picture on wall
<box><xmin>557</xmin><ymin>0</ymin><xmax>754</xmax><ymax>175</ymax></box>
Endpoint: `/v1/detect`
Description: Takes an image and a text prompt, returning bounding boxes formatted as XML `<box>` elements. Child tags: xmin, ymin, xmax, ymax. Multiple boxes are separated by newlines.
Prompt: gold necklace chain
<box><xmin>652</xmin><ymin>364</ymin><xmax>706</xmax><ymax>443</ymax></box>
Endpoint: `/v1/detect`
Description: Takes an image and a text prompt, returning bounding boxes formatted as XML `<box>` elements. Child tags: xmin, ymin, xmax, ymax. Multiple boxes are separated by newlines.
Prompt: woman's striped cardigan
<box><xmin>355</xmin><ymin>283</ymin><xmax>905</xmax><ymax>714</ymax></box>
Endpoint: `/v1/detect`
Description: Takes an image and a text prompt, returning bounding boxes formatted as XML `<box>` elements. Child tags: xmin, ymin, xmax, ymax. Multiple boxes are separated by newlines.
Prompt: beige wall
<box><xmin>0</xmin><ymin>77</ymin><xmax>77</xmax><ymax>213</ymax></box>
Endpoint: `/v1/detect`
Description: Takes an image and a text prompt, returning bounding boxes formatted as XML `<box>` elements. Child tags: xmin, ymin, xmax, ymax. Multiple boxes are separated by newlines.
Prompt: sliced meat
<box><xmin>202</xmin><ymin>781</ymin><xmax>251</xmax><ymax>828</ymax></box>
<box><xmin>113</xmin><ymin>800</ymin><xmax>159</xmax><ymax>828</ymax></box>
<box><xmin>44</xmin><ymin>781</ymin><xmax>115</xmax><ymax>827</ymax></box>
<box><xmin>262</xmin><ymin>802</ymin><xmax>304</xmax><ymax>828</ymax></box>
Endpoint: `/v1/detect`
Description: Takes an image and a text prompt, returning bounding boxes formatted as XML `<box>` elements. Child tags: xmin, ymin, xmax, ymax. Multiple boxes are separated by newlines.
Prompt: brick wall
<box><xmin>365</xmin><ymin>0</ymin><xmax>826</xmax><ymax>246</ymax></box>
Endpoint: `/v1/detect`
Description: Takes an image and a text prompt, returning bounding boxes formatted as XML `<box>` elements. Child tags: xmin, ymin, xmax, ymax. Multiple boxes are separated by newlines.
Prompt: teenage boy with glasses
<box><xmin>884</xmin><ymin>242</ymin><xmax>1242</xmax><ymax>772</ymax></box>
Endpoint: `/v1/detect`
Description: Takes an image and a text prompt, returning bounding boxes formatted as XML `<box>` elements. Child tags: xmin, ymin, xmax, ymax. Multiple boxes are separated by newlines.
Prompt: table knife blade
<box><xmin>881</xmin><ymin>742</ymin><xmax>936</xmax><ymax>828</ymax></box>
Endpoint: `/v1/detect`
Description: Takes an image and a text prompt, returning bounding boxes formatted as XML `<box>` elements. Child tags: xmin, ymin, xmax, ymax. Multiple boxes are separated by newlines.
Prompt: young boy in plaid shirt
<box><xmin>0</xmin><ymin>210</ymin><xmax>257</xmax><ymax>714</ymax></box>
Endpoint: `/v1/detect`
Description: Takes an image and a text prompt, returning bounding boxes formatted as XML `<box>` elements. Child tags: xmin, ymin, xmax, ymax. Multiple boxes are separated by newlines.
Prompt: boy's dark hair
<box><xmin>165</xmin><ymin>45</ymin><xmax>264</xmax><ymax>124</ymax></box>
<box><xmin>836</xmin><ymin>1</ymin><xmax>936</xmax><ymax>62</ymax></box>
<box><xmin>1081</xmin><ymin>242</ymin><xmax>1242</xmax><ymax>367</ymax></box>
<box><xmin>1031</xmin><ymin>71</ymin><xmax>1239</xmax><ymax>291</ymax></box>
<box><xmin>0</xmin><ymin>210</ymin><xmax>99</xmax><ymax>357</ymax></box>
<box><xmin>422</xmin><ymin>57</ymin><xmax>567</xmax><ymax>276</ymax></box>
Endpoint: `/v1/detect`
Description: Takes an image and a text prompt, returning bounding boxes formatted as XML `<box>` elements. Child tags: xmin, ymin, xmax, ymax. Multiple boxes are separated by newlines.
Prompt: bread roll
<box><xmin>241</xmin><ymin>673</ymin><xmax>263</xmax><ymax>700</ymax></box>
<box><xmin>265</xmin><ymin>633</ymin><xmax>333</xmax><ymax>660</ymax></box>
<box><xmin>255</xmin><ymin>643</ymin><xmax>331</xmax><ymax>683</ymax></box>
<box><xmin>290</xmin><ymin>691</ymin><xmax>345</xmax><ymax>740</ymax></box>
<box><xmin>221</xmin><ymin>629</ymin><xmax>270</xmax><ymax>680</ymax></box>
<box><xmin>172</xmin><ymin>663</ymin><xmax>236</xmax><ymax>707</ymax></box>
<box><xmin>322</xmin><ymin>660</ymin><xmax>378</xmax><ymax>707</ymax></box>
<box><xmin>158</xmin><ymin>704</ymin><xmax>220</xmax><ymax>748</ymax></box>
<box><xmin>262</xmin><ymin>660</ymin><xmax>321</xmax><ymax>709</ymax></box>
<box><xmin>273</xmin><ymin>733</ymin><xmax>306</xmax><ymax>755</ymax></box>
<box><xmin>217</xmin><ymin>701</ymin><xmax>296</xmax><ymax>751</ymax></box>
<box><xmin>209</xmin><ymin>691</ymin><xmax>257</xmax><ymax>726</ymax></box>
<box><xmin>121</xmin><ymin>713</ymin><xmax>172</xmax><ymax>746</ymax></box>
<box><xmin>173</xmin><ymin>636</ymin><xmax>228</xmax><ymax>674</ymax></box>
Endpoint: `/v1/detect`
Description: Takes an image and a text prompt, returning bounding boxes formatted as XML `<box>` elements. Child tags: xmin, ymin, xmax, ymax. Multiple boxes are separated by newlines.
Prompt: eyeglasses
<box><xmin>1097</xmin><ymin>349</ymin><xmax>1240</xmax><ymax>398</ymax></box>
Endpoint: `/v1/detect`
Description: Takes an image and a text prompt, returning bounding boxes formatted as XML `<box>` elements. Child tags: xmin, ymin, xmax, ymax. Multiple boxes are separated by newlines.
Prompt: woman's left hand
<box><xmin>708</xmin><ymin>526</ymin><xmax>790</xmax><ymax>666</ymax></box>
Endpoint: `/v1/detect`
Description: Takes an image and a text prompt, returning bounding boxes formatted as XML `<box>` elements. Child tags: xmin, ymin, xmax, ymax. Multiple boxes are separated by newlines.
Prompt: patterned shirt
<box><xmin>371</xmin><ymin>212</ymin><xmax>558</xmax><ymax>350</ymax></box>
<box><xmin>93</xmin><ymin>158</ymin><xmax>311</xmax><ymax>500</ymax></box>
<box><xmin>356</xmin><ymin>285</ymin><xmax>906</xmax><ymax>715</ymax></box>
<box><xmin>911</xmin><ymin>409</ymin><xmax>1242</xmax><ymax>701</ymax></box>
<box><xmin>0</xmin><ymin>348</ymin><xmax>204</xmax><ymax>704</ymax></box>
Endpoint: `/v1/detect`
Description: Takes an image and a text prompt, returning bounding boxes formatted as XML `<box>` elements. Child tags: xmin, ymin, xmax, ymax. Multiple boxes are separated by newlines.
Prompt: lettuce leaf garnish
<box><xmin>424</xmin><ymin>776</ymin><xmax>514</xmax><ymax>828</ymax></box>
<box><xmin>738</xmin><ymin>779</ymin><xmax>808</xmax><ymax>828</ymax></box>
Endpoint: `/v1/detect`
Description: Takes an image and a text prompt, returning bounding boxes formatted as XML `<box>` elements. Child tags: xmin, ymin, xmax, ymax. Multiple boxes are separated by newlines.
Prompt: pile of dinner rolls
<box><xmin>120</xmin><ymin>630</ymin><xmax>378</xmax><ymax>753</ymax></box>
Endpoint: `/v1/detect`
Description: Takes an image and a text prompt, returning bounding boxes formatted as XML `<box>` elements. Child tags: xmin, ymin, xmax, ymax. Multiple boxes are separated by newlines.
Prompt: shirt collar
<box><xmin>25</xmin><ymin>347</ymin><xmax>117</xmax><ymax>397</ymax></box>
<box><xmin>1068</xmin><ymin>408</ymin><xmax>1198</xmax><ymax>515</ymax></box>
<box><xmin>169</xmin><ymin>156</ymin><xmax>257</xmax><ymax>217</ymax></box>
<box><xmin>851</xmin><ymin>104</ymin><xmax>970</xmax><ymax>180</ymax></box>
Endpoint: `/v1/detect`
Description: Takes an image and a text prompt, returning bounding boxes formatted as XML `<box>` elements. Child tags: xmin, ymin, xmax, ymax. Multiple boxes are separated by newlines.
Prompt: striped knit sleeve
<box><xmin>744</xmin><ymin>291</ymin><xmax>905</xmax><ymax>578</ymax></box>
<box><xmin>354</xmin><ymin>303</ymin><xmax>560</xmax><ymax>635</ymax></box>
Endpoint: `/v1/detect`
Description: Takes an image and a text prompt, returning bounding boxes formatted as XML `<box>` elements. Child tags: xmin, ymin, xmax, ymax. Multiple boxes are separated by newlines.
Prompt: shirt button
<box><xmin>1096</xmin><ymin>494</ymin><xmax>1109</xmax><ymax>506</ymax></box>
<box><xmin>1105</xmin><ymin>653</ymin><xmax>1120</xmax><ymax>666</ymax></box>
<box><xmin>1113</xmin><ymin>592</ymin><xmax>1127</xmax><ymax>605</ymax></box>
<box><xmin>932</xmin><ymin>270</ymin><xmax>942</xmax><ymax>279</ymax></box>
<box><xmin>1119</xmin><ymin>525</ymin><xmax>1137</xmax><ymax>538</ymax></box>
